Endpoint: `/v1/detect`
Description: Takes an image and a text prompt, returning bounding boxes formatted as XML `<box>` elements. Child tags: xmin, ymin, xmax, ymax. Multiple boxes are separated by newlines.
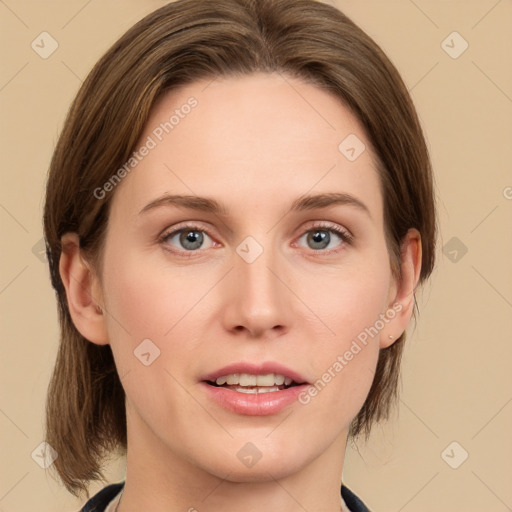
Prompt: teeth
<box><xmin>274</xmin><ymin>375</ymin><xmax>285</xmax><ymax>385</ymax></box>
<box><xmin>240</xmin><ymin>374</ymin><xmax>257</xmax><ymax>386</ymax></box>
<box><xmin>226</xmin><ymin>374</ymin><xmax>239</xmax><ymax>385</ymax></box>
<box><xmin>230</xmin><ymin>386</ymin><xmax>282</xmax><ymax>394</ymax></box>
<box><xmin>215</xmin><ymin>372</ymin><xmax>295</xmax><ymax>387</ymax></box>
<box><xmin>256</xmin><ymin>374</ymin><xmax>274</xmax><ymax>386</ymax></box>
<box><xmin>216</xmin><ymin>375</ymin><xmax>228</xmax><ymax>385</ymax></box>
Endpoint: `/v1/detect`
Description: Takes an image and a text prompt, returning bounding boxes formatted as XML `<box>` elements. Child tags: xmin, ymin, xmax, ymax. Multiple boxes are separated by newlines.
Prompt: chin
<box><xmin>214</xmin><ymin>462</ymin><xmax>301</xmax><ymax>483</ymax></box>
<box><xmin>199</xmin><ymin>447</ymin><xmax>308</xmax><ymax>483</ymax></box>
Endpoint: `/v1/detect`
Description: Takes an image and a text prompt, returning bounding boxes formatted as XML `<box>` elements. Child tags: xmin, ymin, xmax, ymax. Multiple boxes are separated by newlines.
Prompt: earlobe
<box><xmin>59</xmin><ymin>232</ymin><xmax>109</xmax><ymax>345</ymax></box>
<box><xmin>380</xmin><ymin>228</ymin><xmax>422</xmax><ymax>349</ymax></box>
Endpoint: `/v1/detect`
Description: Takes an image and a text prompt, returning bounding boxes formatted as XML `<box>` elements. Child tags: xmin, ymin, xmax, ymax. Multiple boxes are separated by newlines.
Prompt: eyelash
<box><xmin>158</xmin><ymin>222</ymin><xmax>353</xmax><ymax>258</ymax></box>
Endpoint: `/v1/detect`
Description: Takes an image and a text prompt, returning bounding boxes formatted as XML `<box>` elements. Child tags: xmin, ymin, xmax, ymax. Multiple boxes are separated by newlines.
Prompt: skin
<box><xmin>60</xmin><ymin>73</ymin><xmax>421</xmax><ymax>512</ymax></box>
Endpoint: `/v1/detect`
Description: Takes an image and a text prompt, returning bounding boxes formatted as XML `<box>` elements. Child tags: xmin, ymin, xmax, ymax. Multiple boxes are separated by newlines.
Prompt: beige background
<box><xmin>1</xmin><ymin>0</ymin><xmax>511</xmax><ymax>511</ymax></box>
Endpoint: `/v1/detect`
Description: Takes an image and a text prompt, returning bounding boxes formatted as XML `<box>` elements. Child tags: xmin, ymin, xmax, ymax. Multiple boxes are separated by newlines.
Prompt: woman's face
<box><xmin>95</xmin><ymin>73</ymin><xmax>409</xmax><ymax>481</ymax></box>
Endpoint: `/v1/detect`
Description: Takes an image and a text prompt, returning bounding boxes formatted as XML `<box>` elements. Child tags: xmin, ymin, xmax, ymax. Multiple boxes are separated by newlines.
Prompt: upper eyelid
<box><xmin>161</xmin><ymin>220</ymin><xmax>350</xmax><ymax>235</ymax></box>
<box><xmin>161</xmin><ymin>222</ymin><xmax>215</xmax><ymax>240</ymax></box>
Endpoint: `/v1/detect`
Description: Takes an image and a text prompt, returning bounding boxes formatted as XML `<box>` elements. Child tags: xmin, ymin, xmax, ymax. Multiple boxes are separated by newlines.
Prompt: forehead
<box><xmin>109</xmin><ymin>72</ymin><xmax>382</xmax><ymax>222</ymax></box>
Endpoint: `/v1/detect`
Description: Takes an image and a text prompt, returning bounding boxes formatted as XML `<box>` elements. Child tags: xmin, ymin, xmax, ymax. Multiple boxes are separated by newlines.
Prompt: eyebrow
<box><xmin>138</xmin><ymin>192</ymin><xmax>371</xmax><ymax>218</ymax></box>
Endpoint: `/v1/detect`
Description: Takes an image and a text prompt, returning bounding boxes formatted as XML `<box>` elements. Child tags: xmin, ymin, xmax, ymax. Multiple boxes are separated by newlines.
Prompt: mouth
<box><xmin>200</xmin><ymin>362</ymin><xmax>310</xmax><ymax>415</ymax></box>
<box><xmin>204</xmin><ymin>372</ymin><xmax>304</xmax><ymax>394</ymax></box>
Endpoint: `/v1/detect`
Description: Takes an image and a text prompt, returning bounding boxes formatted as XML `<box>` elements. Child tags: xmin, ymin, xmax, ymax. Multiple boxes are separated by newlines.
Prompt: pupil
<box><xmin>181</xmin><ymin>230</ymin><xmax>203</xmax><ymax>250</ymax></box>
<box><xmin>309</xmin><ymin>230</ymin><xmax>329</xmax><ymax>249</ymax></box>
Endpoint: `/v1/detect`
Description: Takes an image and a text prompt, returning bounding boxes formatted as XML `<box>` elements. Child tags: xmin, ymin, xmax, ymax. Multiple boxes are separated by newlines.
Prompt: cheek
<box><xmin>102</xmin><ymin>249</ymin><xmax>195</xmax><ymax>338</ymax></box>
<box><xmin>297</xmin><ymin>259</ymin><xmax>390</xmax><ymax>421</ymax></box>
<box><xmin>100</xmin><ymin>253</ymin><xmax>200</xmax><ymax>429</ymax></box>
<box><xmin>99</xmin><ymin>249</ymin><xmax>186</xmax><ymax>393</ymax></box>
<box><xmin>304</xmin><ymin>257</ymin><xmax>391</xmax><ymax>346</ymax></box>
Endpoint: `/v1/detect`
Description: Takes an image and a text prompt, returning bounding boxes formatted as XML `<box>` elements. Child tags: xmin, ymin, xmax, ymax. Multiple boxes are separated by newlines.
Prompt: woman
<box><xmin>43</xmin><ymin>0</ymin><xmax>436</xmax><ymax>510</ymax></box>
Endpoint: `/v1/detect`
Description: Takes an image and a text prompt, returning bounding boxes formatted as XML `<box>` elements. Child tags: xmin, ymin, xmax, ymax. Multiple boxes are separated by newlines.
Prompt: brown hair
<box><xmin>43</xmin><ymin>0</ymin><xmax>436</xmax><ymax>498</ymax></box>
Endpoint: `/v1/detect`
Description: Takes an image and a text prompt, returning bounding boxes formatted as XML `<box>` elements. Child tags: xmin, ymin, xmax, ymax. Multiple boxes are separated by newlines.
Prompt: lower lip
<box><xmin>200</xmin><ymin>382</ymin><xmax>309</xmax><ymax>416</ymax></box>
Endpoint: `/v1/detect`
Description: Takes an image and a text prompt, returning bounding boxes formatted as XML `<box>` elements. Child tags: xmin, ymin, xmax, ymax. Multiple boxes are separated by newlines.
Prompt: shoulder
<box><xmin>341</xmin><ymin>484</ymin><xmax>371</xmax><ymax>512</ymax></box>
<box><xmin>79</xmin><ymin>482</ymin><xmax>125</xmax><ymax>512</ymax></box>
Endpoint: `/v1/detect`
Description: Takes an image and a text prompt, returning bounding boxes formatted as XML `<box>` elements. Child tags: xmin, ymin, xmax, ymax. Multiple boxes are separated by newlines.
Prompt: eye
<box><xmin>296</xmin><ymin>223</ymin><xmax>353</xmax><ymax>254</ymax></box>
<box><xmin>159</xmin><ymin>224</ymin><xmax>215</xmax><ymax>255</ymax></box>
<box><xmin>159</xmin><ymin>221</ymin><xmax>353</xmax><ymax>257</ymax></box>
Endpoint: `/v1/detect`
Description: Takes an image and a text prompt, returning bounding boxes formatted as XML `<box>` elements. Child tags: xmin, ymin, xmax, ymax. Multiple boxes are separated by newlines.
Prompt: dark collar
<box><xmin>81</xmin><ymin>481</ymin><xmax>371</xmax><ymax>511</ymax></box>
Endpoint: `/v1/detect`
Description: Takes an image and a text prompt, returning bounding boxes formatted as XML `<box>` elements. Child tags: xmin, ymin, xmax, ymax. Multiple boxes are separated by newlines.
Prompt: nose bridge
<box><xmin>226</xmin><ymin>233</ymin><xmax>290</xmax><ymax>334</ymax></box>
<box><xmin>236</xmin><ymin>236</ymin><xmax>281</xmax><ymax>302</ymax></box>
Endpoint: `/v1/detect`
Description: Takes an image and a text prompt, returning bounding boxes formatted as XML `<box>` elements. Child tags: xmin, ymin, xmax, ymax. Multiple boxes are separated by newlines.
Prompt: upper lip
<box><xmin>201</xmin><ymin>361</ymin><xmax>309</xmax><ymax>384</ymax></box>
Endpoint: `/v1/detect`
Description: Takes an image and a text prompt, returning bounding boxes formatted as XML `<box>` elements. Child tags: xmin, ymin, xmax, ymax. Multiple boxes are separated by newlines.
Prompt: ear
<box><xmin>59</xmin><ymin>232</ymin><xmax>109</xmax><ymax>345</ymax></box>
<box><xmin>380</xmin><ymin>228</ymin><xmax>422</xmax><ymax>349</ymax></box>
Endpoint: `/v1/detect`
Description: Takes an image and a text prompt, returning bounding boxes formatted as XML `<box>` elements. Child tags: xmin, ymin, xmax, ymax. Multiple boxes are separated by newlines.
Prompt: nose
<box><xmin>221</xmin><ymin>240</ymin><xmax>293</xmax><ymax>339</ymax></box>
